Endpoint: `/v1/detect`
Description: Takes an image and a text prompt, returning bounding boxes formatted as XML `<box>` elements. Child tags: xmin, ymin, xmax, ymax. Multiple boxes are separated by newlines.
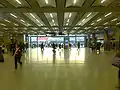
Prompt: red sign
<box><xmin>37</xmin><ymin>37</ymin><xmax>48</xmax><ymax>41</ymax></box>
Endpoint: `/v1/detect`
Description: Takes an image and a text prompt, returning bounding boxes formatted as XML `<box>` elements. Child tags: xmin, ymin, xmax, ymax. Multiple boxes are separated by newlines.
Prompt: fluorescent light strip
<box><xmin>45</xmin><ymin>0</ymin><xmax>48</xmax><ymax>4</ymax></box>
<box><xmin>16</xmin><ymin>0</ymin><xmax>22</xmax><ymax>4</ymax></box>
<box><xmin>0</xmin><ymin>23</ymin><xmax>6</xmax><ymax>26</ymax></box>
<box><xmin>36</xmin><ymin>19</ymin><xmax>40</xmax><ymax>23</ymax></box>
<box><xmin>104</xmin><ymin>22</ymin><xmax>108</xmax><ymax>25</ymax></box>
<box><xmin>105</xmin><ymin>12</ymin><xmax>112</xmax><ymax>17</ymax></box>
<box><xmin>67</xmin><ymin>19</ymin><xmax>70</xmax><ymax>22</ymax></box>
<box><xmin>10</xmin><ymin>13</ymin><xmax>17</xmax><ymax>18</ymax></box>
<box><xmin>30</xmin><ymin>13</ymin><xmax>36</xmax><ymax>19</ymax></box>
<box><xmin>91</xmin><ymin>23</ymin><xmax>94</xmax><ymax>25</ymax></box>
<box><xmin>101</xmin><ymin>0</ymin><xmax>106</xmax><ymax>3</ymax></box>
<box><xmin>27</xmin><ymin>23</ymin><xmax>31</xmax><ymax>26</ymax></box>
<box><xmin>111</xmin><ymin>18</ymin><xmax>118</xmax><ymax>22</ymax></box>
<box><xmin>105</xmin><ymin>27</ymin><xmax>108</xmax><ymax>29</ymax></box>
<box><xmin>79</xmin><ymin>23</ymin><xmax>81</xmax><ymax>25</ymax></box>
<box><xmin>4</xmin><ymin>19</ymin><xmax>11</xmax><ymax>23</ymax></box>
<box><xmin>94</xmin><ymin>27</ymin><xmax>98</xmax><ymax>29</ymax></box>
<box><xmin>14</xmin><ymin>23</ymin><xmax>19</xmax><ymax>26</ymax></box>
<box><xmin>20</xmin><ymin>19</ymin><xmax>25</xmax><ymax>23</ymax></box>
<box><xmin>87</xmin><ymin>13</ymin><xmax>92</xmax><ymax>17</ymax></box>
<box><xmin>66</xmin><ymin>23</ymin><xmax>68</xmax><ymax>25</ymax></box>
<box><xmin>73</xmin><ymin>0</ymin><xmax>76</xmax><ymax>4</ymax></box>
<box><xmin>50</xmin><ymin>13</ymin><xmax>53</xmax><ymax>18</ymax></box>
<box><xmin>97</xmin><ymin>18</ymin><xmax>102</xmax><ymax>22</ymax></box>
<box><xmin>52</xmin><ymin>19</ymin><xmax>55</xmax><ymax>23</ymax></box>
<box><xmin>82</xmin><ymin>19</ymin><xmax>85</xmax><ymax>22</ymax></box>
<box><xmin>69</xmin><ymin>13</ymin><xmax>72</xmax><ymax>18</ymax></box>
<box><xmin>116</xmin><ymin>22</ymin><xmax>120</xmax><ymax>25</ymax></box>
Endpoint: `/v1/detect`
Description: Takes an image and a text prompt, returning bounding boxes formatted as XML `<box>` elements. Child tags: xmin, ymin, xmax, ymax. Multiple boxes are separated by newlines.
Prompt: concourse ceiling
<box><xmin>0</xmin><ymin>0</ymin><xmax>120</xmax><ymax>34</ymax></box>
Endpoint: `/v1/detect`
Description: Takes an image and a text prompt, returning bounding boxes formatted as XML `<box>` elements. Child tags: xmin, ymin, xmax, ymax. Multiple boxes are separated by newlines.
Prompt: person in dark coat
<box><xmin>77</xmin><ymin>42</ymin><xmax>80</xmax><ymax>50</ymax></box>
<box><xmin>59</xmin><ymin>44</ymin><xmax>61</xmax><ymax>50</ymax></box>
<box><xmin>0</xmin><ymin>47</ymin><xmax>4</xmax><ymax>62</ymax></box>
<box><xmin>14</xmin><ymin>44</ymin><xmax>22</xmax><ymax>69</ymax></box>
<box><xmin>41</xmin><ymin>43</ymin><xmax>44</xmax><ymax>50</ymax></box>
<box><xmin>12</xmin><ymin>43</ymin><xmax>16</xmax><ymax>56</ymax></box>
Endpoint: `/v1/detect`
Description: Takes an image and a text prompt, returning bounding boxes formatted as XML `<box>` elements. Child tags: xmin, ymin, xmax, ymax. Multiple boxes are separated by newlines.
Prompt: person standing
<box><xmin>41</xmin><ymin>42</ymin><xmax>44</xmax><ymax>51</ymax></box>
<box><xmin>14</xmin><ymin>44</ymin><xmax>22</xmax><ymax>69</ymax></box>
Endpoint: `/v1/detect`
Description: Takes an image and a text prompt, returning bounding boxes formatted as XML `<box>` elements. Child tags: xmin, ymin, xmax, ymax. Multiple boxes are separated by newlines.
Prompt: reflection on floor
<box><xmin>0</xmin><ymin>48</ymin><xmax>119</xmax><ymax>90</ymax></box>
<box><xmin>25</xmin><ymin>48</ymin><xmax>85</xmax><ymax>64</ymax></box>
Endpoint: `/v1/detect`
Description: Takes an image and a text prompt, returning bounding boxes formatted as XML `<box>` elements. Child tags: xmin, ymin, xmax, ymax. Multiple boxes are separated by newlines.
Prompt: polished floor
<box><xmin>0</xmin><ymin>48</ymin><xmax>119</xmax><ymax>90</ymax></box>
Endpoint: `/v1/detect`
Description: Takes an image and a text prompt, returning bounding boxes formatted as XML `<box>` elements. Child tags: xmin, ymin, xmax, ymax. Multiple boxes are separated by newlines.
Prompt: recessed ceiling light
<box><xmin>0</xmin><ymin>23</ymin><xmax>6</xmax><ymax>26</ymax></box>
<box><xmin>111</xmin><ymin>18</ymin><xmax>118</xmax><ymax>22</ymax></box>
<box><xmin>101</xmin><ymin>0</ymin><xmax>106</xmax><ymax>3</ymax></box>
<box><xmin>4</xmin><ymin>19</ymin><xmax>11</xmax><ymax>23</ymax></box>
<box><xmin>10</xmin><ymin>13</ymin><xmax>17</xmax><ymax>18</ymax></box>
<box><xmin>82</xmin><ymin>19</ymin><xmax>85</xmax><ymax>22</ymax></box>
<box><xmin>69</xmin><ymin>13</ymin><xmax>72</xmax><ymax>18</ymax></box>
<box><xmin>45</xmin><ymin>0</ymin><xmax>48</xmax><ymax>4</ymax></box>
<box><xmin>97</xmin><ymin>18</ymin><xmax>102</xmax><ymax>22</ymax></box>
<box><xmin>50</xmin><ymin>13</ymin><xmax>53</xmax><ymax>18</ymax></box>
<box><xmin>104</xmin><ymin>22</ymin><xmax>108</xmax><ymax>25</ymax></box>
<box><xmin>87</xmin><ymin>13</ymin><xmax>92</xmax><ymax>17</ymax></box>
<box><xmin>20</xmin><ymin>19</ymin><xmax>25</xmax><ymax>23</ymax></box>
<box><xmin>16</xmin><ymin>0</ymin><xmax>22</xmax><ymax>4</ymax></box>
<box><xmin>104</xmin><ymin>12</ymin><xmax>112</xmax><ymax>17</ymax></box>
<box><xmin>30</xmin><ymin>13</ymin><xmax>36</xmax><ymax>18</ymax></box>
<box><xmin>91</xmin><ymin>23</ymin><xmax>94</xmax><ymax>25</ymax></box>
<box><xmin>73</xmin><ymin>0</ymin><xmax>76</xmax><ymax>4</ymax></box>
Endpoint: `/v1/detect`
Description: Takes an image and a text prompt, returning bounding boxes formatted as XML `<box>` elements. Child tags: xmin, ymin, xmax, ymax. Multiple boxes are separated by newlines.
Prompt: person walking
<box><xmin>0</xmin><ymin>47</ymin><xmax>4</xmax><ymax>62</ymax></box>
<box><xmin>77</xmin><ymin>42</ymin><xmax>80</xmax><ymax>50</ymax></box>
<box><xmin>14</xmin><ymin>44</ymin><xmax>22</xmax><ymax>69</ymax></box>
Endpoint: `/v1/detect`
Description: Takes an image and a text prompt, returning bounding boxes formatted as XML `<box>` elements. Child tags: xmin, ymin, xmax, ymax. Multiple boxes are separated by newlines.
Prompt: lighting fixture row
<box><xmin>10</xmin><ymin>13</ymin><xmax>31</xmax><ymax>26</ymax></box>
<box><xmin>80</xmin><ymin>12</ymin><xmax>92</xmax><ymax>25</ymax></box>
<box><xmin>49</xmin><ymin>13</ymin><xmax>56</xmax><ymax>26</ymax></box>
<box><xmin>30</xmin><ymin>13</ymin><xmax>43</xmax><ymax>26</ymax></box>
<box><xmin>66</xmin><ymin>13</ymin><xmax>72</xmax><ymax>25</ymax></box>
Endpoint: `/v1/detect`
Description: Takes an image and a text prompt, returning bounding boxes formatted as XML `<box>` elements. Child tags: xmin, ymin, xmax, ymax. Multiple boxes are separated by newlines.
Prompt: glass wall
<box><xmin>25</xmin><ymin>35</ymin><xmax>86</xmax><ymax>48</ymax></box>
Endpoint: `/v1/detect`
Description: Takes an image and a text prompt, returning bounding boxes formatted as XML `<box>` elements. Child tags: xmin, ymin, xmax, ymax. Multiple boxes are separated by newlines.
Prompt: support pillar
<box><xmin>87</xmin><ymin>34</ymin><xmax>91</xmax><ymax>48</ymax></box>
<box><xmin>104</xmin><ymin>30</ymin><xmax>110</xmax><ymax>51</ymax></box>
